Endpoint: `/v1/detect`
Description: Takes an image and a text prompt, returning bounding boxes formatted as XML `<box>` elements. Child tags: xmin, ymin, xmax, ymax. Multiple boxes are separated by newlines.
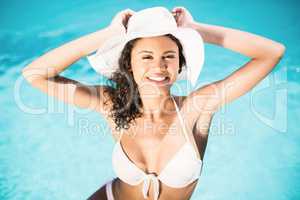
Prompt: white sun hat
<box><xmin>86</xmin><ymin>6</ymin><xmax>204</xmax><ymax>89</ymax></box>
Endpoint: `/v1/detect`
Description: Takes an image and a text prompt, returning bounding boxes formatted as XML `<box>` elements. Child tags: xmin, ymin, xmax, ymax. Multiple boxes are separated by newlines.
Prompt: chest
<box><xmin>108</xmin><ymin>109</ymin><xmax>212</xmax><ymax>172</ymax></box>
<box><xmin>120</xmin><ymin>121</ymin><xmax>187</xmax><ymax>172</ymax></box>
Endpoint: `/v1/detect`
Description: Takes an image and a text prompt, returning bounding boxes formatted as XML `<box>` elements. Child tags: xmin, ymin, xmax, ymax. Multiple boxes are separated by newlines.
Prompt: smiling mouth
<box><xmin>146</xmin><ymin>76</ymin><xmax>170</xmax><ymax>84</ymax></box>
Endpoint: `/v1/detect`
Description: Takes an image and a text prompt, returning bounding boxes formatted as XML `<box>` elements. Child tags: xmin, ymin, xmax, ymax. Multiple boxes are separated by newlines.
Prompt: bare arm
<box><xmin>22</xmin><ymin>9</ymin><xmax>134</xmax><ymax>114</ymax></box>
<box><xmin>189</xmin><ymin>21</ymin><xmax>285</xmax><ymax>112</ymax></box>
<box><xmin>22</xmin><ymin>26</ymin><xmax>120</xmax><ymax>113</ymax></box>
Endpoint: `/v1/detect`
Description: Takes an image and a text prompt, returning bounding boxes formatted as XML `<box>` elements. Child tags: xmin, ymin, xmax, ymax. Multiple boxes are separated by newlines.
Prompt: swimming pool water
<box><xmin>1</xmin><ymin>0</ymin><xmax>299</xmax><ymax>199</ymax></box>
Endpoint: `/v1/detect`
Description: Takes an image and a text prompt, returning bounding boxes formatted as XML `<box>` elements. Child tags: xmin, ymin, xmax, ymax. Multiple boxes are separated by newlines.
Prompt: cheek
<box><xmin>168</xmin><ymin>59</ymin><xmax>180</xmax><ymax>72</ymax></box>
<box><xmin>131</xmin><ymin>61</ymin><xmax>147</xmax><ymax>80</ymax></box>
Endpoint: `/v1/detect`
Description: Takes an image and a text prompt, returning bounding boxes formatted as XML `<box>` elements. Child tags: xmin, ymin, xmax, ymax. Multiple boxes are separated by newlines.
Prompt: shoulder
<box><xmin>178</xmin><ymin>85</ymin><xmax>216</xmax><ymax>126</ymax></box>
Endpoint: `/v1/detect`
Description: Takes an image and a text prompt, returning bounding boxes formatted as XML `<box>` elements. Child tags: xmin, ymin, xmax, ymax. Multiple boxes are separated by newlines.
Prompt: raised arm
<box><xmin>22</xmin><ymin>9</ymin><xmax>134</xmax><ymax>114</ymax></box>
<box><xmin>172</xmin><ymin>7</ymin><xmax>285</xmax><ymax>118</ymax></box>
<box><xmin>190</xmin><ymin>22</ymin><xmax>285</xmax><ymax>109</ymax></box>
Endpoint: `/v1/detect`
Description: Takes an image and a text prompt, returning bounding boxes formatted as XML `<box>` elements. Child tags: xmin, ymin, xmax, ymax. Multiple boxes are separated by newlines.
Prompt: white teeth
<box><xmin>148</xmin><ymin>76</ymin><xmax>167</xmax><ymax>81</ymax></box>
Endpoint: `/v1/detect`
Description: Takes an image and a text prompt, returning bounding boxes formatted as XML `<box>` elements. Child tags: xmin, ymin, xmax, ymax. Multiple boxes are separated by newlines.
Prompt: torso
<box><xmin>100</xmin><ymin>95</ymin><xmax>213</xmax><ymax>200</ymax></box>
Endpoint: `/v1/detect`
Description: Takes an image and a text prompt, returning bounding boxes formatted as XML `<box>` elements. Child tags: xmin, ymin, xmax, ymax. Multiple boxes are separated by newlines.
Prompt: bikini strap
<box><xmin>118</xmin><ymin>128</ymin><xmax>125</xmax><ymax>142</ymax></box>
<box><xmin>171</xmin><ymin>96</ymin><xmax>191</xmax><ymax>144</ymax></box>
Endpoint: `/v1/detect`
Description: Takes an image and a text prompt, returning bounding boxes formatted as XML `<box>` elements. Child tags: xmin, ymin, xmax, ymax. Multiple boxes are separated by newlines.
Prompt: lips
<box><xmin>146</xmin><ymin>75</ymin><xmax>170</xmax><ymax>85</ymax></box>
<box><xmin>148</xmin><ymin>76</ymin><xmax>168</xmax><ymax>81</ymax></box>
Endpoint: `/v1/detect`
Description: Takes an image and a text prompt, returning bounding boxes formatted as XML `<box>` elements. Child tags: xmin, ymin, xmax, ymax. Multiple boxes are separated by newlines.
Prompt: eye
<box><xmin>164</xmin><ymin>55</ymin><xmax>176</xmax><ymax>59</ymax></box>
<box><xmin>142</xmin><ymin>56</ymin><xmax>153</xmax><ymax>60</ymax></box>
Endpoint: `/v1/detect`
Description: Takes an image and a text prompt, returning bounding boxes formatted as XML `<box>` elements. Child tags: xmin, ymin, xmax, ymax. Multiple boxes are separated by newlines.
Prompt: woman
<box><xmin>22</xmin><ymin>6</ymin><xmax>285</xmax><ymax>200</ymax></box>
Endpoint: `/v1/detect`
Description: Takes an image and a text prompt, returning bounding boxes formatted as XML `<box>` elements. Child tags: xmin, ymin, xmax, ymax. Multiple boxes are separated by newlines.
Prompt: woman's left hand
<box><xmin>171</xmin><ymin>7</ymin><xmax>195</xmax><ymax>28</ymax></box>
<box><xmin>110</xmin><ymin>8</ymin><xmax>135</xmax><ymax>33</ymax></box>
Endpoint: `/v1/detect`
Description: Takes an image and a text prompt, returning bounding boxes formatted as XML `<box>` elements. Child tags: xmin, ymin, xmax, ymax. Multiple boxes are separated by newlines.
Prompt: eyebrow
<box><xmin>137</xmin><ymin>50</ymin><xmax>177</xmax><ymax>54</ymax></box>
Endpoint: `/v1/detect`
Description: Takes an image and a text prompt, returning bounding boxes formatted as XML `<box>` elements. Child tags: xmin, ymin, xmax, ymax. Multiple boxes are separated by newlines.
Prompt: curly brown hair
<box><xmin>104</xmin><ymin>34</ymin><xmax>186</xmax><ymax>132</ymax></box>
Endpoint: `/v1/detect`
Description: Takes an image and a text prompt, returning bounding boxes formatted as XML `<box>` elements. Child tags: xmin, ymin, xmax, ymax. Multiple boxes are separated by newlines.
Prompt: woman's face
<box><xmin>130</xmin><ymin>35</ymin><xmax>180</xmax><ymax>90</ymax></box>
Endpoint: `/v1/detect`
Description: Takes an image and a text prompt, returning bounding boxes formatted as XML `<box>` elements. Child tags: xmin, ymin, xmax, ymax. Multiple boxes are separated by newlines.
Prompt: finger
<box><xmin>172</xmin><ymin>8</ymin><xmax>183</xmax><ymax>20</ymax></box>
<box><xmin>125</xmin><ymin>11</ymin><xmax>134</xmax><ymax>22</ymax></box>
<box><xmin>172</xmin><ymin>6</ymin><xmax>185</xmax><ymax>13</ymax></box>
<box><xmin>122</xmin><ymin>8</ymin><xmax>135</xmax><ymax>16</ymax></box>
<box><xmin>116</xmin><ymin>8</ymin><xmax>133</xmax><ymax>18</ymax></box>
<box><xmin>126</xmin><ymin>11</ymin><xmax>134</xmax><ymax>18</ymax></box>
<box><xmin>172</xmin><ymin>9</ymin><xmax>184</xmax><ymax>19</ymax></box>
<box><xmin>122</xmin><ymin>9</ymin><xmax>134</xmax><ymax>27</ymax></box>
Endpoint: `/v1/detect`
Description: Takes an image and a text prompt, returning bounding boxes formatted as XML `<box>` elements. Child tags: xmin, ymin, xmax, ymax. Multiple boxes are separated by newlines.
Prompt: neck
<box><xmin>139</xmin><ymin>91</ymin><xmax>175</xmax><ymax>121</ymax></box>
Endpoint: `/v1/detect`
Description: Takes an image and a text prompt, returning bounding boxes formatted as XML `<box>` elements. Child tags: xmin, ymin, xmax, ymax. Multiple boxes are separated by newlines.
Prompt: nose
<box><xmin>153</xmin><ymin>57</ymin><xmax>168</xmax><ymax>70</ymax></box>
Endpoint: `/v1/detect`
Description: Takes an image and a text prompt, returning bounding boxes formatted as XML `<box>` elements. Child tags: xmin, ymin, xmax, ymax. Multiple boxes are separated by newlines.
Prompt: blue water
<box><xmin>1</xmin><ymin>0</ymin><xmax>299</xmax><ymax>199</ymax></box>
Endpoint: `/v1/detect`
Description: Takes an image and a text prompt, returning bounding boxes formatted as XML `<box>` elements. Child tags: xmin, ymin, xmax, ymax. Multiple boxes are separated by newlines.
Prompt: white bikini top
<box><xmin>112</xmin><ymin>96</ymin><xmax>203</xmax><ymax>200</ymax></box>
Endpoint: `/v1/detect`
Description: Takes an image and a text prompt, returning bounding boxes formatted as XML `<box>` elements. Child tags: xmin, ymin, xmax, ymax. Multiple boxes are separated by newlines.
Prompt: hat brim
<box><xmin>87</xmin><ymin>27</ymin><xmax>204</xmax><ymax>89</ymax></box>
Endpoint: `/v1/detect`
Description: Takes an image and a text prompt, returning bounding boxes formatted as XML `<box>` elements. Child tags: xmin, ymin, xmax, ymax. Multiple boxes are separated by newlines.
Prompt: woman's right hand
<box><xmin>110</xmin><ymin>8</ymin><xmax>135</xmax><ymax>34</ymax></box>
<box><xmin>171</xmin><ymin>7</ymin><xmax>195</xmax><ymax>28</ymax></box>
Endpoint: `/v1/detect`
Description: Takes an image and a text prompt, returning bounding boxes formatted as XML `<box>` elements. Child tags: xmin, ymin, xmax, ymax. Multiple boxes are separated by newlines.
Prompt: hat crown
<box><xmin>127</xmin><ymin>7</ymin><xmax>177</xmax><ymax>36</ymax></box>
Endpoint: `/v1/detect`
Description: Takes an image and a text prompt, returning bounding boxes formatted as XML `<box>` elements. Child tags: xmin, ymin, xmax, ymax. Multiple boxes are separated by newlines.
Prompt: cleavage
<box><xmin>120</xmin><ymin>121</ymin><xmax>187</xmax><ymax>174</ymax></box>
